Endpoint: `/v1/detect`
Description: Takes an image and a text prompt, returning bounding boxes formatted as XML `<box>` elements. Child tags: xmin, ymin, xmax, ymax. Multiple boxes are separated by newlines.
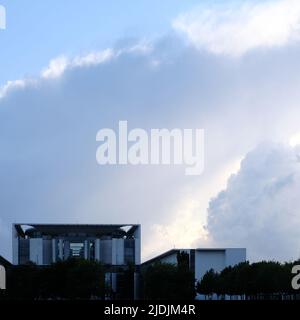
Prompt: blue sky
<box><xmin>0</xmin><ymin>0</ymin><xmax>204</xmax><ymax>86</ymax></box>
<box><xmin>1</xmin><ymin>0</ymin><xmax>300</xmax><ymax>262</ymax></box>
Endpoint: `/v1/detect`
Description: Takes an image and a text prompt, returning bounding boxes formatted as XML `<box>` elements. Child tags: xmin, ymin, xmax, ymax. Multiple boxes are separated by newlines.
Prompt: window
<box><xmin>124</xmin><ymin>239</ymin><xmax>135</xmax><ymax>264</ymax></box>
<box><xmin>70</xmin><ymin>242</ymin><xmax>84</xmax><ymax>258</ymax></box>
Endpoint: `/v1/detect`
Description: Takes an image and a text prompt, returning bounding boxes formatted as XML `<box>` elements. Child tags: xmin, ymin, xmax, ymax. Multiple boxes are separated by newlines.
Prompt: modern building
<box><xmin>142</xmin><ymin>248</ymin><xmax>246</xmax><ymax>298</ymax></box>
<box><xmin>12</xmin><ymin>223</ymin><xmax>141</xmax><ymax>298</ymax></box>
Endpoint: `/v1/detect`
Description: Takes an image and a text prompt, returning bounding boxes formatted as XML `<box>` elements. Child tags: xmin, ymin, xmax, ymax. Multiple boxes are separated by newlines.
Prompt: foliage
<box><xmin>197</xmin><ymin>260</ymin><xmax>300</xmax><ymax>300</ymax></box>
<box><xmin>6</xmin><ymin>259</ymin><xmax>106</xmax><ymax>300</ymax></box>
<box><xmin>142</xmin><ymin>252</ymin><xmax>196</xmax><ymax>300</ymax></box>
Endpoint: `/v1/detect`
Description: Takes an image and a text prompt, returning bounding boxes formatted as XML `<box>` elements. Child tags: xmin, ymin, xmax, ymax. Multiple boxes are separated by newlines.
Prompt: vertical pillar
<box><xmin>12</xmin><ymin>224</ymin><xmax>19</xmax><ymax>265</ymax></box>
<box><xmin>52</xmin><ymin>239</ymin><xmax>57</xmax><ymax>263</ymax></box>
<box><xmin>58</xmin><ymin>239</ymin><xmax>63</xmax><ymax>260</ymax></box>
<box><xmin>112</xmin><ymin>239</ymin><xmax>117</xmax><ymax>265</ymax></box>
<box><xmin>115</xmin><ymin>239</ymin><xmax>124</xmax><ymax>265</ymax></box>
<box><xmin>134</xmin><ymin>226</ymin><xmax>141</xmax><ymax>265</ymax></box>
<box><xmin>29</xmin><ymin>238</ymin><xmax>43</xmax><ymax>265</ymax></box>
<box><xmin>95</xmin><ymin>239</ymin><xmax>101</xmax><ymax>261</ymax></box>
<box><xmin>64</xmin><ymin>240</ymin><xmax>70</xmax><ymax>260</ymax></box>
<box><xmin>84</xmin><ymin>240</ymin><xmax>89</xmax><ymax>260</ymax></box>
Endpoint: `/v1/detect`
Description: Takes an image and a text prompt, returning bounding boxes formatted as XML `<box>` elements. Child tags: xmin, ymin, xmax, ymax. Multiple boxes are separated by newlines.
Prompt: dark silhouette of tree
<box><xmin>197</xmin><ymin>269</ymin><xmax>218</xmax><ymax>299</ymax></box>
<box><xmin>177</xmin><ymin>251</ymin><xmax>190</xmax><ymax>269</ymax></box>
<box><xmin>116</xmin><ymin>263</ymin><xmax>135</xmax><ymax>300</ymax></box>
<box><xmin>176</xmin><ymin>252</ymin><xmax>196</xmax><ymax>299</ymax></box>
<box><xmin>6</xmin><ymin>262</ymin><xmax>40</xmax><ymax>300</ymax></box>
<box><xmin>64</xmin><ymin>259</ymin><xmax>105</xmax><ymax>299</ymax></box>
<box><xmin>4</xmin><ymin>257</ymin><xmax>300</xmax><ymax>300</ymax></box>
<box><xmin>142</xmin><ymin>252</ymin><xmax>195</xmax><ymax>300</ymax></box>
<box><xmin>143</xmin><ymin>263</ymin><xmax>179</xmax><ymax>299</ymax></box>
<box><xmin>6</xmin><ymin>259</ymin><xmax>105</xmax><ymax>300</ymax></box>
<box><xmin>197</xmin><ymin>260</ymin><xmax>300</xmax><ymax>300</ymax></box>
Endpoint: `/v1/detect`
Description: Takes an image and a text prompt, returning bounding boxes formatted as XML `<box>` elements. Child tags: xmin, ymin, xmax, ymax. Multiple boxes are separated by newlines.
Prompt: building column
<box><xmin>64</xmin><ymin>240</ymin><xmax>70</xmax><ymax>260</ymax></box>
<box><xmin>52</xmin><ymin>239</ymin><xmax>57</xmax><ymax>263</ymax></box>
<box><xmin>134</xmin><ymin>226</ymin><xmax>141</xmax><ymax>265</ymax></box>
<box><xmin>84</xmin><ymin>240</ymin><xmax>89</xmax><ymax>260</ymax></box>
<box><xmin>12</xmin><ymin>225</ymin><xmax>19</xmax><ymax>265</ymax></box>
<box><xmin>95</xmin><ymin>239</ymin><xmax>101</xmax><ymax>261</ymax></box>
<box><xmin>58</xmin><ymin>239</ymin><xmax>63</xmax><ymax>260</ymax></box>
<box><xmin>112</xmin><ymin>239</ymin><xmax>117</xmax><ymax>265</ymax></box>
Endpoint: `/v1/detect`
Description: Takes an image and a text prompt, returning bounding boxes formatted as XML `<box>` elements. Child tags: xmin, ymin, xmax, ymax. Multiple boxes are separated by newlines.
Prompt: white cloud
<box><xmin>41</xmin><ymin>56</ymin><xmax>69</xmax><ymax>79</ymax></box>
<box><xmin>289</xmin><ymin>131</ymin><xmax>300</xmax><ymax>147</ymax></box>
<box><xmin>0</xmin><ymin>51</ymin><xmax>115</xmax><ymax>98</ymax></box>
<box><xmin>144</xmin><ymin>157</ymin><xmax>243</xmax><ymax>260</ymax></box>
<box><xmin>40</xmin><ymin>42</ymin><xmax>152</xmax><ymax>80</ymax></box>
<box><xmin>173</xmin><ymin>0</ymin><xmax>300</xmax><ymax>56</ymax></box>
<box><xmin>41</xmin><ymin>49</ymin><xmax>114</xmax><ymax>79</ymax></box>
<box><xmin>207</xmin><ymin>143</ymin><xmax>300</xmax><ymax>261</ymax></box>
<box><xmin>0</xmin><ymin>79</ymin><xmax>35</xmax><ymax>99</ymax></box>
<box><xmin>148</xmin><ymin>197</ymin><xmax>209</xmax><ymax>257</ymax></box>
<box><xmin>2</xmin><ymin>26</ymin><xmax>300</xmax><ymax>262</ymax></box>
<box><xmin>0</xmin><ymin>41</ymin><xmax>153</xmax><ymax>99</ymax></box>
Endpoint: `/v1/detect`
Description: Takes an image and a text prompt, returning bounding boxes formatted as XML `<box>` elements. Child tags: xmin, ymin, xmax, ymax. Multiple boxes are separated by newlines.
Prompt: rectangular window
<box><xmin>19</xmin><ymin>239</ymin><xmax>29</xmax><ymax>264</ymax></box>
<box><xmin>124</xmin><ymin>239</ymin><xmax>135</xmax><ymax>264</ymax></box>
<box><xmin>70</xmin><ymin>242</ymin><xmax>84</xmax><ymax>258</ymax></box>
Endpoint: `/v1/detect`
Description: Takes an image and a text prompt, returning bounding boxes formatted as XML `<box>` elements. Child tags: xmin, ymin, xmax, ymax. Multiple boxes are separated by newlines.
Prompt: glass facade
<box><xmin>18</xmin><ymin>239</ymin><xmax>29</xmax><ymax>265</ymax></box>
<box><xmin>124</xmin><ymin>239</ymin><xmax>135</xmax><ymax>264</ymax></box>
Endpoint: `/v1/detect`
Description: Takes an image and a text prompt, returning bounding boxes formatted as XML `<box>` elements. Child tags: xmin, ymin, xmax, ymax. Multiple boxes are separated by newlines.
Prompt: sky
<box><xmin>1</xmin><ymin>0</ymin><xmax>300</xmax><ymax>263</ymax></box>
<box><xmin>0</xmin><ymin>0</ymin><xmax>202</xmax><ymax>87</ymax></box>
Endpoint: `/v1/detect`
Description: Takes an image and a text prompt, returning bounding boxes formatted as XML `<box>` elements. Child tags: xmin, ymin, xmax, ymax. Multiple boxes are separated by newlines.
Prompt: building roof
<box><xmin>142</xmin><ymin>248</ymin><xmax>246</xmax><ymax>266</ymax></box>
<box><xmin>14</xmin><ymin>223</ymin><xmax>140</xmax><ymax>238</ymax></box>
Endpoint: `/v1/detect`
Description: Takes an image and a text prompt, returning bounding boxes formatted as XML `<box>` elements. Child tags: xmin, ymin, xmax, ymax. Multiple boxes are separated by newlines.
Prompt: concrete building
<box><xmin>12</xmin><ymin>223</ymin><xmax>141</xmax><ymax>298</ymax></box>
<box><xmin>143</xmin><ymin>248</ymin><xmax>246</xmax><ymax>298</ymax></box>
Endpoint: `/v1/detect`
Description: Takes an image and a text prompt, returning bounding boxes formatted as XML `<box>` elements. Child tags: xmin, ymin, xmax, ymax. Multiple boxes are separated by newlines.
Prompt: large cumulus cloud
<box><xmin>2</xmin><ymin>2</ymin><xmax>300</xmax><ymax>262</ymax></box>
<box><xmin>207</xmin><ymin>143</ymin><xmax>300</xmax><ymax>261</ymax></box>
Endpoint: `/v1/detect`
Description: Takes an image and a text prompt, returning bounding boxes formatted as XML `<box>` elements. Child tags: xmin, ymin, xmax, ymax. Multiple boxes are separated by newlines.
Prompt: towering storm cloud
<box><xmin>207</xmin><ymin>143</ymin><xmax>300</xmax><ymax>262</ymax></box>
<box><xmin>1</xmin><ymin>0</ymin><xmax>300</xmax><ymax>262</ymax></box>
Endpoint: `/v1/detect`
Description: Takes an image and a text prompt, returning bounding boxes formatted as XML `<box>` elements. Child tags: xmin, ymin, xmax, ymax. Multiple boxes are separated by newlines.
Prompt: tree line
<box><xmin>197</xmin><ymin>260</ymin><xmax>300</xmax><ymax>300</ymax></box>
<box><xmin>1</xmin><ymin>255</ymin><xmax>300</xmax><ymax>300</ymax></box>
<box><xmin>3</xmin><ymin>259</ymin><xmax>135</xmax><ymax>300</ymax></box>
<box><xmin>4</xmin><ymin>259</ymin><xmax>106</xmax><ymax>300</ymax></box>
